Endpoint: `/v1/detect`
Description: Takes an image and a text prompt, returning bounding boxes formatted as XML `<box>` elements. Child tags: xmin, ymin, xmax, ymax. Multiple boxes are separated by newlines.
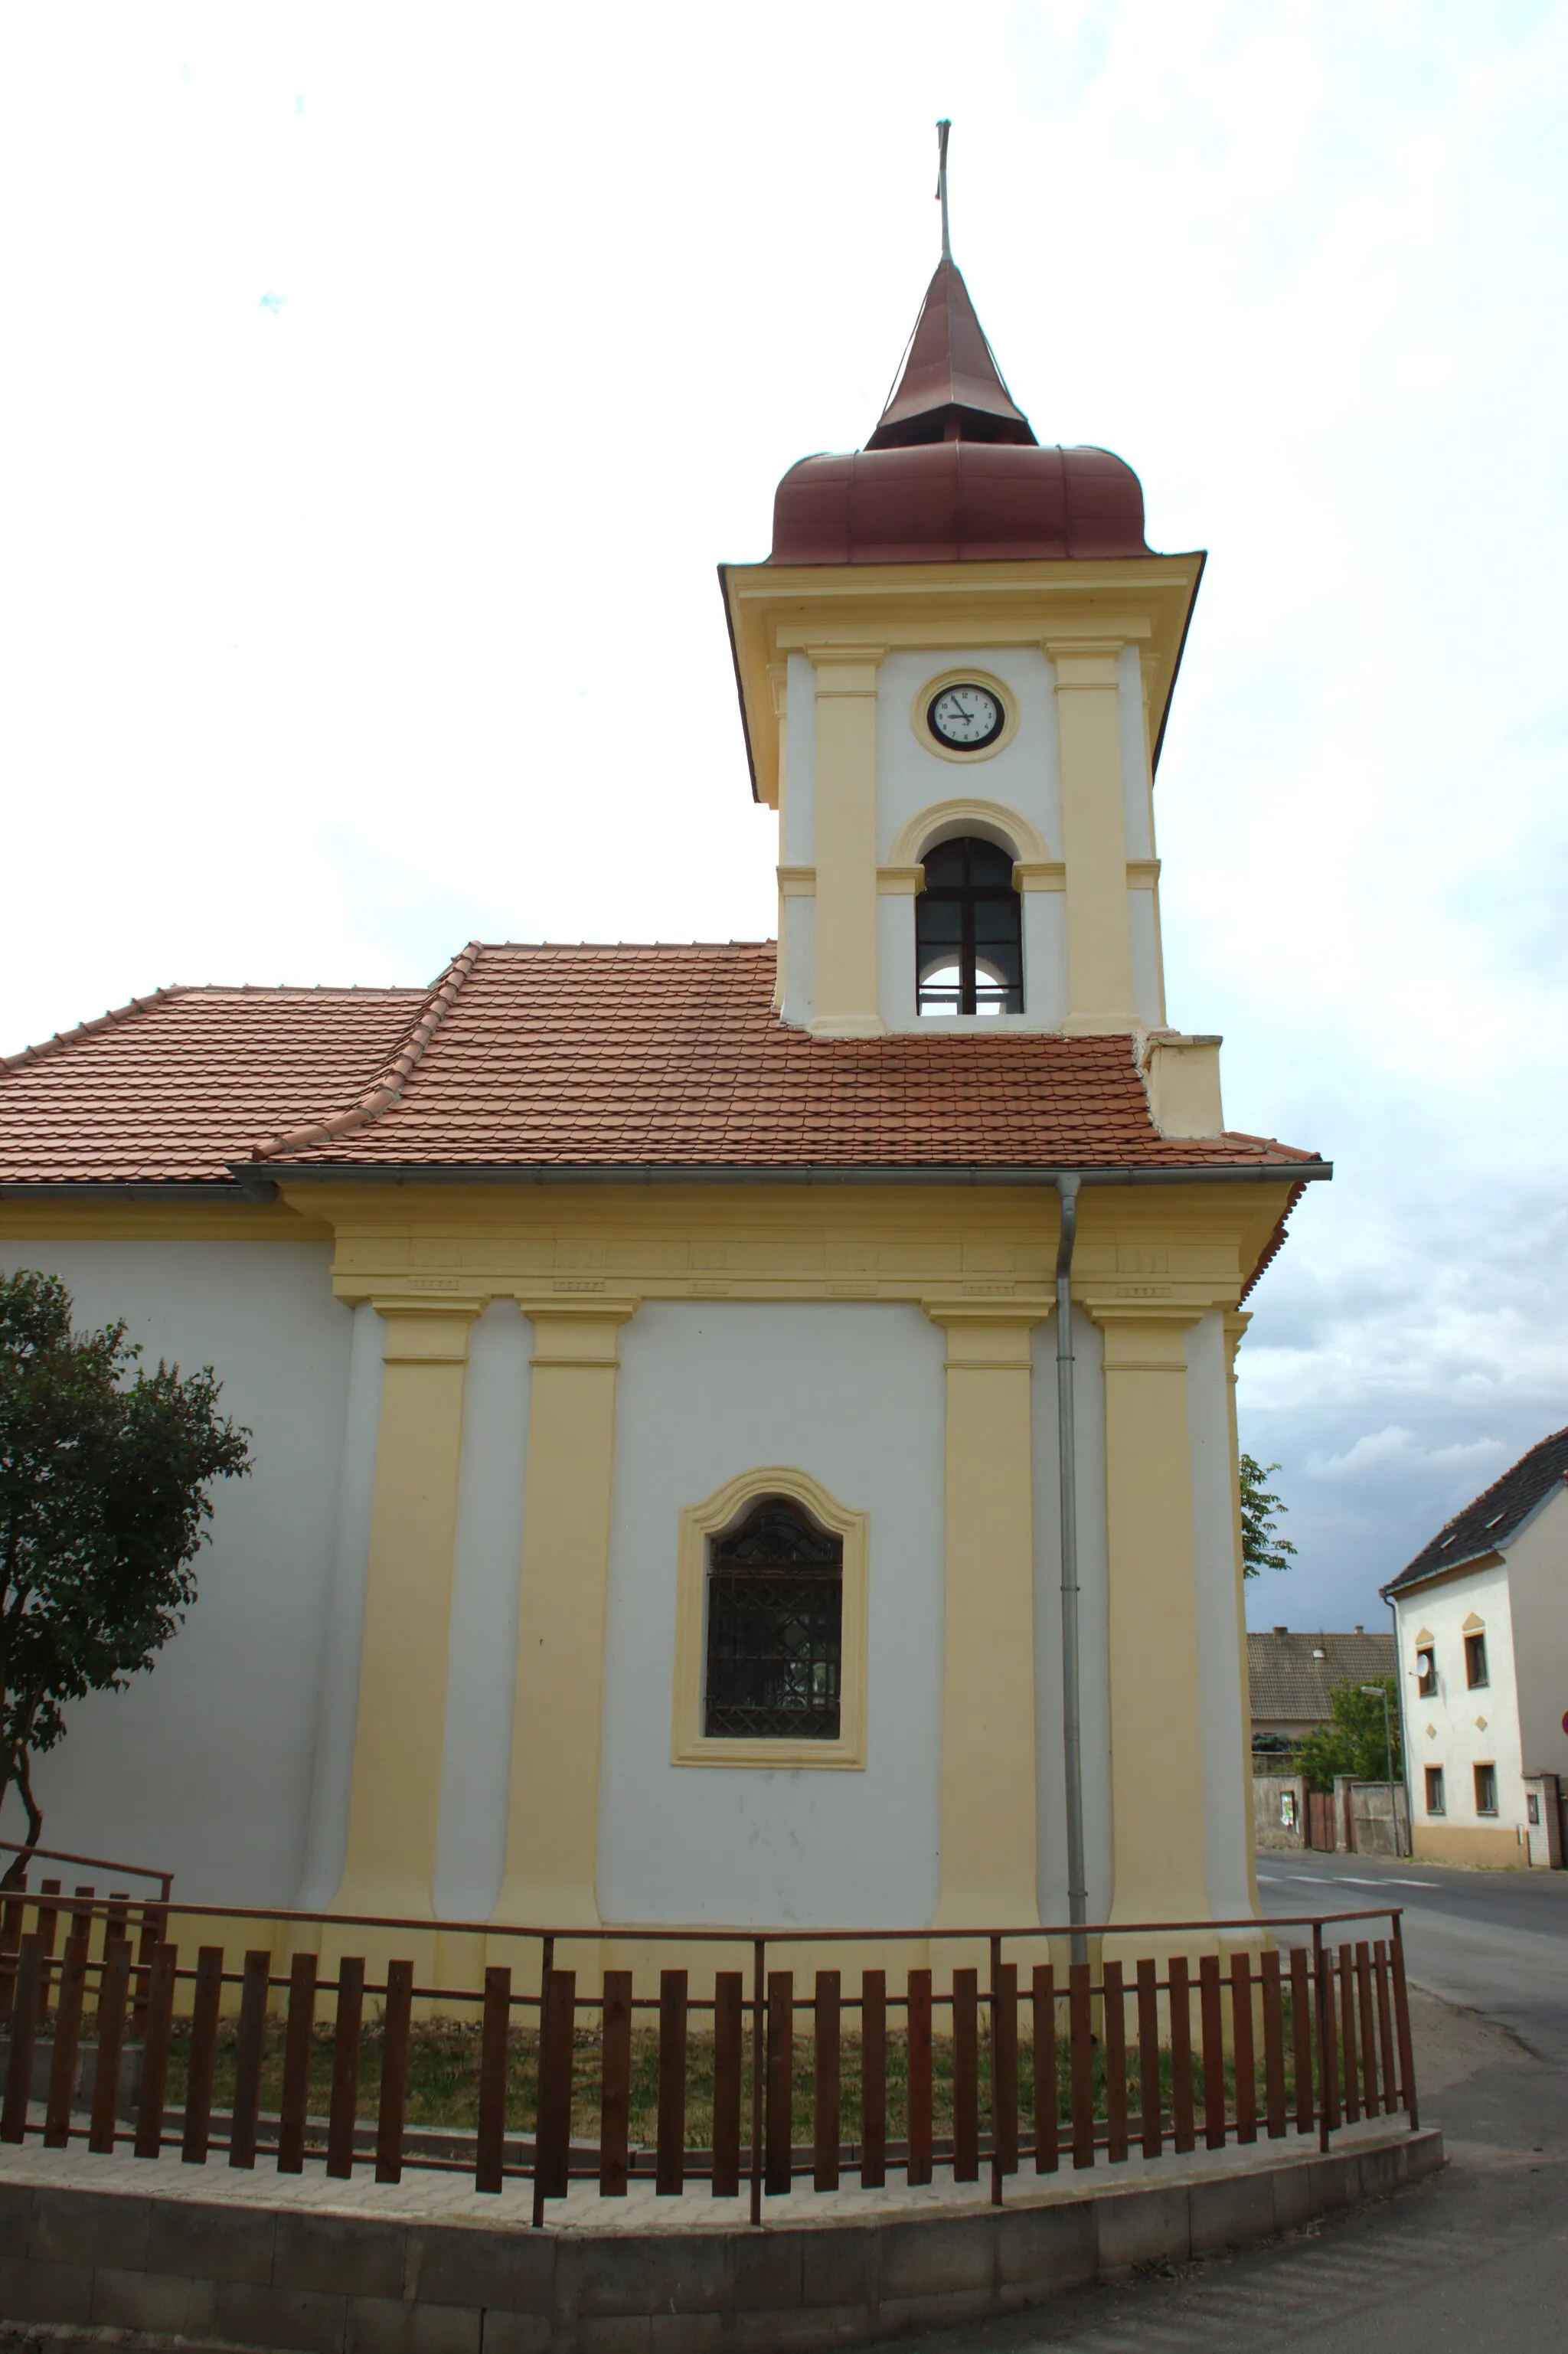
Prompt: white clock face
<box><xmin>929</xmin><ymin>684</ymin><xmax>1004</xmax><ymax>750</ymax></box>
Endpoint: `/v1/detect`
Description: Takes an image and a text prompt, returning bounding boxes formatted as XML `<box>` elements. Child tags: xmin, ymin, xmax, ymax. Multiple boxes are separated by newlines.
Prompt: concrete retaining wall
<box><xmin>0</xmin><ymin>2127</ymin><xmax>1443</xmax><ymax>2353</ymax></box>
<box><xmin>1253</xmin><ymin>1774</ymin><xmax>1306</xmax><ymax>1851</ymax></box>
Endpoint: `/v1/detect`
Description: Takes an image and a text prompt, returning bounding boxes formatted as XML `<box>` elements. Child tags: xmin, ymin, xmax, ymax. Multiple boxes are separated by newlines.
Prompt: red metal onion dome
<box><xmin>769</xmin><ymin>259</ymin><xmax>1149</xmax><ymax>565</ymax></box>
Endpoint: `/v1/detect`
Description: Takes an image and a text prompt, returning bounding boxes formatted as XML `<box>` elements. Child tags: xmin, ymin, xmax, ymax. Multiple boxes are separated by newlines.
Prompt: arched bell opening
<box><xmin>914</xmin><ymin>835</ymin><xmax>1023</xmax><ymax>1016</ymax></box>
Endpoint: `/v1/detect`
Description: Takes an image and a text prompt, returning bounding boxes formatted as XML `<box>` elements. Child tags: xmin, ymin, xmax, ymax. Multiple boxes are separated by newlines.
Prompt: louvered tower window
<box><xmin>704</xmin><ymin>1498</ymin><xmax>843</xmax><ymax>1740</ymax></box>
<box><xmin>916</xmin><ymin>835</ymin><xmax>1023</xmax><ymax>1015</ymax></box>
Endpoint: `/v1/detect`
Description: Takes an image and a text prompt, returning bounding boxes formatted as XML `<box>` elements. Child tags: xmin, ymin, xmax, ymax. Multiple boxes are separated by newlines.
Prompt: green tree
<box><xmin>0</xmin><ymin>1270</ymin><xmax>251</xmax><ymax>1879</ymax></box>
<box><xmin>1240</xmin><ymin>1453</ymin><xmax>1296</xmax><ymax>1578</ymax></box>
<box><xmin>1295</xmin><ymin>1676</ymin><xmax>1402</xmax><ymax>1793</ymax></box>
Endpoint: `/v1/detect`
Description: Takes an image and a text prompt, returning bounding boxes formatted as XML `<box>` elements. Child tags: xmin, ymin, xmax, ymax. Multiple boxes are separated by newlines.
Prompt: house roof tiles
<box><xmin>1248</xmin><ymin>1628</ymin><xmax>1394</xmax><ymax>1729</ymax></box>
<box><xmin>1383</xmin><ymin>1424</ymin><xmax>1568</xmax><ymax>1595</ymax></box>
<box><xmin>0</xmin><ymin>942</ymin><xmax>1322</xmax><ymax>1185</ymax></box>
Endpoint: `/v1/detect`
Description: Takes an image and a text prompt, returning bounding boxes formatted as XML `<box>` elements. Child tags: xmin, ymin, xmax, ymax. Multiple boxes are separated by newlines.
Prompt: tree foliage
<box><xmin>1240</xmin><ymin>1453</ymin><xmax>1296</xmax><ymax>1579</ymax></box>
<box><xmin>1295</xmin><ymin>1676</ymin><xmax>1402</xmax><ymax>1793</ymax></box>
<box><xmin>0</xmin><ymin>1270</ymin><xmax>251</xmax><ymax>1873</ymax></box>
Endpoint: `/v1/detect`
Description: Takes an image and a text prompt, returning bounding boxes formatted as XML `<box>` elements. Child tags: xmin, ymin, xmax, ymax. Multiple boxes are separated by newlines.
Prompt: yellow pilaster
<box><xmin>335</xmin><ymin>1296</ymin><xmax>485</xmax><ymax>1919</ymax></box>
<box><xmin>1047</xmin><ymin>639</ymin><xmax>1137</xmax><ymax>1034</ymax></box>
<box><xmin>926</xmin><ymin>1305</ymin><xmax>1047</xmax><ymax>1926</ymax></box>
<box><xmin>1224</xmin><ymin>1310</ymin><xmax>1259</xmax><ymax>1913</ymax></box>
<box><xmin>492</xmin><ymin>1300</ymin><xmax>637</xmax><ymax>1930</ymax></box>
<box><xmin>807</xmin><ymin>646</ymin><xmax>885</xmax><ymax>1038</ymax></box>
<box><xmin>1093</xmin><ymin>1304</ymin><xmax>1211</xmax><ymax>1924</ymax></box>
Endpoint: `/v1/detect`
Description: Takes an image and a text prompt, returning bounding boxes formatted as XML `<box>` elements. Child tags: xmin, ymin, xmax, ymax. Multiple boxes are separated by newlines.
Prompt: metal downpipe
<box><xmin>1055</xmin><ymin>1174</ymin><xmax>1089</xmax><ymax>1966</ymax></box>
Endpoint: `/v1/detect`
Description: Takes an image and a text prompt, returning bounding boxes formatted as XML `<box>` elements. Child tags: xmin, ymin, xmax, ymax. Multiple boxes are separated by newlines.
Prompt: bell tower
<box><xmin>723</xmin><ymin>152</ymin><xmax>1205</xmax><ymax>1056</ymax></box>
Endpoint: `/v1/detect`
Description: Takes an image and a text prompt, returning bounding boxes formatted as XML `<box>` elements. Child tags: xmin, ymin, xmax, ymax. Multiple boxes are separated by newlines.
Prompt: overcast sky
<box><xmin>4</xmin><ymin>2</ymin><xmax>1565</xmax><ymax>1633</ymax></box>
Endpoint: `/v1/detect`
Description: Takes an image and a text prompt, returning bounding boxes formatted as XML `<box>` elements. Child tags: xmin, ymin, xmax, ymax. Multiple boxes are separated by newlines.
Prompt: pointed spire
<box><xmin>866</xmin><ymin>123</ymin><xmax>1036</xmax><ymax>451</ymax></box>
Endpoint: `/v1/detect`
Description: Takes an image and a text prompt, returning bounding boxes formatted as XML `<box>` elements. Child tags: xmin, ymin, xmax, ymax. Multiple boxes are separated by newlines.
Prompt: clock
<box><xmin>927</xmin><ymin>682</ymin><xmax>1004</xmax><ymax>751</ymax></box>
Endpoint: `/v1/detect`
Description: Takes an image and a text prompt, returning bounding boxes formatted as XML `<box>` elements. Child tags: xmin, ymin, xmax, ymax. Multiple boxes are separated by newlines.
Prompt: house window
<box><xmin>1416</xmin><ymin>1645</ymin><xmax>1437</xmax><ymax>1697</ymax></box>
<box><xmin>916</xmin><ymin>836</ymin><xmax>1023</xmax><ymax>1015</ymax></box>
<box><xmin>1528</xmin><ymin>1793</ymin><xmax>1541</xmax><ymax>1826</ymax></box>
<box><xmin>704</xmin><ymin>1497</ymin><xmax>843</xmax><ymax>1741</ymax></box>
<box><xmin>1465</xmin><ymin>1631</ymin><xmax>1488</xmax><ymax>1689</ymax></box>
<box><xmin>1425</xmin><ymin>1766</ymin><xmax>1445</xmax><ymax>1815</ymax></box>
<box><xmin>1474</xmin><ymin>1762</ymin><xmax>1498</xmax><ymax>1816</ymax></box>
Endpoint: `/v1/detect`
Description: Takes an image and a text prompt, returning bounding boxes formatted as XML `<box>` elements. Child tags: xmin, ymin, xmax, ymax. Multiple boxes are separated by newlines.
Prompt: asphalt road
<box><xmin>882</xmin><ymin>1851</ymin><xmax>1568</xmax><ymax>2353</ymax></box>
<box><xmin>1256</xmin><ymin>1847</ymin><xmax>1568</xmax><ymax>2061</ymax></box>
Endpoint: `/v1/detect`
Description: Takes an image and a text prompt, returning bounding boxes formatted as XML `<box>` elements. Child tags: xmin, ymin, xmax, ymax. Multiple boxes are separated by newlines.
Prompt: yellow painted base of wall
<box><xmin>1413</xmin><ymin>1824</ymin><xmax>1530</xmax><ymax>1868</ymax></box>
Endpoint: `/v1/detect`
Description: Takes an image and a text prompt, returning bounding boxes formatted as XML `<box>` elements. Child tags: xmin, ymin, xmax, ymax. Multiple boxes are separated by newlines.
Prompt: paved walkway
<box><xmin>0</xmin><ymin>2109</ymin><xmax>1414</xmax><ymax>2238</ymax></box>
<box><xmin>872</xmin><ymin>1970</ymin><xmax>1567</xmax><ymax>2349</ymax></box>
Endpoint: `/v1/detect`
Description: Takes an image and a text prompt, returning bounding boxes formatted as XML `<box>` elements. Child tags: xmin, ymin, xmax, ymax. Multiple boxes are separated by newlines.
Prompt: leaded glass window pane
<box><xmin>705</xmin><ymin>1499</ymin><xmax>843</xmax><ymax>1740</ymax></box>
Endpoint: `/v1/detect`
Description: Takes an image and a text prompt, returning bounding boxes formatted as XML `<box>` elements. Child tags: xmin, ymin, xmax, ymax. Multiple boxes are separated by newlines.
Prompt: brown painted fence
<box><xmin>0</xmin><ymin>1888</ymin><xmax>1419</xmax><ymax>2228</ymax></box>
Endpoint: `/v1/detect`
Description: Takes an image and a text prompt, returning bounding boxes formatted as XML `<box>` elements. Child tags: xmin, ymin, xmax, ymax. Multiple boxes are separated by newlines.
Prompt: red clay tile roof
<box><xmin>0</xmin><ymin>983</ymin><xmax>426</xmax><ymax>1183</ymax></box>
<box><xmin>0</xmin><ymin>943</ymin><xmax>1322</xmax><ymax>1183</ymax></box>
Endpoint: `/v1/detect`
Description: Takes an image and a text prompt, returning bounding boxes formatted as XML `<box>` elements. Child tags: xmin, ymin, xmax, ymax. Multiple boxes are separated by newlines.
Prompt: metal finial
<box><xmin>936</xmin><ymin>119</ymin><xmax>952</xmax><ymax>262</ymax></box>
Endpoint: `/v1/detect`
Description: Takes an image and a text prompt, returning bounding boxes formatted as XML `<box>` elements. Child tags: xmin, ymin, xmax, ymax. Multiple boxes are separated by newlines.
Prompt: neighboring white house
<box><xmin>1383</xmin><ymin>1427</ymin><xmax>1568</xmax><ymax>1869</ymax></box>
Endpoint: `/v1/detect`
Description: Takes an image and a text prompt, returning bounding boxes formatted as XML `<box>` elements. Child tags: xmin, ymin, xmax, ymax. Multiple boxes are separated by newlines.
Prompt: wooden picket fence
<box><xmin>0</xmin><ymin>1885</ymin><xmax>1420</xmax><ymax>2228</ymax></box>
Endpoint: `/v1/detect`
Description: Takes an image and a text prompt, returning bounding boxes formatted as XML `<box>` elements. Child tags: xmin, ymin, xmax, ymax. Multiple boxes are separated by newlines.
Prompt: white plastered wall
<box><xmin>779</xmin><ymin>645</ymin><xmax>1073</xmax><ymax>1035</ymax></box>
<box><xmin>1507</xmin><ymin>1489</ymin><xmax>1568</xmax><ymax>1778</ymax></box>
<box><xmin>1400</xmin><ymin>1562</ymin><xmax>1527</xmax><ymax>1831</ymax></box>
<box><xmin>431</xmin><ymin>1300</ymin><xmax>533</xmax><ymax>1921</ymax></box>
<box><xmin>779</xmin><ymin>894</ymin><xmax>817</xmax><ymax>1029</ymax></box>
<box><xmin>878</xmin><ymin>646</ymin><xmax>1062</xmax><ymax>1037</ymax></box>
<box><xmin>1119</xmin><ymin>645</ymin><xmax>1165</xmax><ymax>1030</ymax></box>
<box><xmin>1117</xmin><ymin>646</ymin><xmax>1153</xmax><ymax>862</ymax></box>
<box><xmin>874</xmin><ymin>647</ymin><xmax>1060</xmax><ymax>865</ymax></box>
<box><xmin>1185</xmin><ymin>1311</ymin><xmax>1253</xmax><ymax>1918</ymax></box>
<box><xmin>1032</xmin><ymin>1309</ymin><xmax>1112</xmax><ymax>1921</ymax></box>
<box><xmin>297</xmin><ymin>1299</ymin><xmax>384</xmax><ymax>1907</ymax></box>
<box><xmin>0</xmin><ymin>1240</ymin><xmax>356</xmax><ymax>1908</ymax></box>
<box><xmin>1128</xmin><ymin>895</ymin><xmax>1164</xmax><ymax>1030</ymax></box>
<box><xmin>596</xmin><ymin>1300</ymin><xmax>946</xmax><ymax>1927</ymax></box>
<box><xmin>876</xmin><ymin>896</ymin><xmax>918</xmax><ymax>1029</ymax></box>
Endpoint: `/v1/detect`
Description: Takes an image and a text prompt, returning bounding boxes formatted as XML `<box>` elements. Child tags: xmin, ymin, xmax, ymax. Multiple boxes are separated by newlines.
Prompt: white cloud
<box><xmin>3</xmin><ymin>0</ymin><xmax>1566</xmax><ymax>1633</ymax></box>
<box><xmin>1305</xmin><ymin>1427</ymin><xmax>1508</xmax><ymax>1484</ymax></box>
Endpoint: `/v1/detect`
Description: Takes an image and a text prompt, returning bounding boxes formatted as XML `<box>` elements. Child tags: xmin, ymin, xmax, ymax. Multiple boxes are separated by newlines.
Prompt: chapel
<box><xmin>0</xmin><ymin>191</ymin><xmax>1327</xmax><ymax>1947</ymax></box>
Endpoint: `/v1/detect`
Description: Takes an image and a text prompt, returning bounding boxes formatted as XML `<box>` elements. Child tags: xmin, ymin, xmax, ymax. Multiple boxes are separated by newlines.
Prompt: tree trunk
<box><xmin>0</xmin><ymin>1749</ymin><xmax>42</xmax><ymax>1891</ymax></box>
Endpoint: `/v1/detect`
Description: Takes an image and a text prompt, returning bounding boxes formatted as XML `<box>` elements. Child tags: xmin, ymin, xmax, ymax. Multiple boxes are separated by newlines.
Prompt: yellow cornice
<box><xmin>0</xmin><ymin>1198</ymin><xmax>332</xmax><ymax>1241</ymax></box>
<box><xmin>722</xmin><ymin>553</ymin><xmax>1204</xmax><ymax>809</ymax></box>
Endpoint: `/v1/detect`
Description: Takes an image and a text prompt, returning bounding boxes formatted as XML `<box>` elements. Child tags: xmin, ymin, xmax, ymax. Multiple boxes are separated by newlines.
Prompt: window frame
<box><xmin>1424</xmin><ymin>1765</ymin><xmax>1446</xmax><ymax>1816</ymax></box>
<box><xmin>915</xmin><ymin>835</ymin><xmax>1024</xmax><ymax>1017</ymax></box>
<box><xmin>1416</xmin><ymin>1644</ymin><xmax>1437</xmax><ymax>1698</ymax></box>
<box><xmin>671</xmin><ymin>1466</ymin><xmax>869</xmax><ymax>1770</ymax></box>
<box><xmin>1473</xmin><ymin>1761</ymin><xmax>1498</xmax><ymax>1816</ymax></box>
<box><xmin>1464</xmin><ymin>1630</ymin><xmax>1488</xmax><ymax>1690</ymax></box>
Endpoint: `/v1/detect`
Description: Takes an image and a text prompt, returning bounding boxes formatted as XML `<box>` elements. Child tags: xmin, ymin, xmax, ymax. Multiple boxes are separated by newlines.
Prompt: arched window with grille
<box><xmin>916</xmin><ymin>835</ymin><xmax>1023</xmax><ymax>1015</ymax></box>
<box><xmin>704</xmin><ymin>1496</ymin><xmax>843</xmax><ymax>1741</ymax></box>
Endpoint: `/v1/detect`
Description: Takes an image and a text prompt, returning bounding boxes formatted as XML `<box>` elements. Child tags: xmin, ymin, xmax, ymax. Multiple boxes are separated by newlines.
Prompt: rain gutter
<box><xmin>221</xmin><ymin>1160</ymin><xmax>1333</xmax><ymax>1192</ymax></box>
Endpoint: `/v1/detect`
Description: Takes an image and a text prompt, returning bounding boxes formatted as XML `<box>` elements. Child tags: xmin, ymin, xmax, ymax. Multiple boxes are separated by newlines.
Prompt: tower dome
<box><xmin>769</xmin><ymin>254</ymin><xmax>1149</xmax><ymax>565</ymax></box>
